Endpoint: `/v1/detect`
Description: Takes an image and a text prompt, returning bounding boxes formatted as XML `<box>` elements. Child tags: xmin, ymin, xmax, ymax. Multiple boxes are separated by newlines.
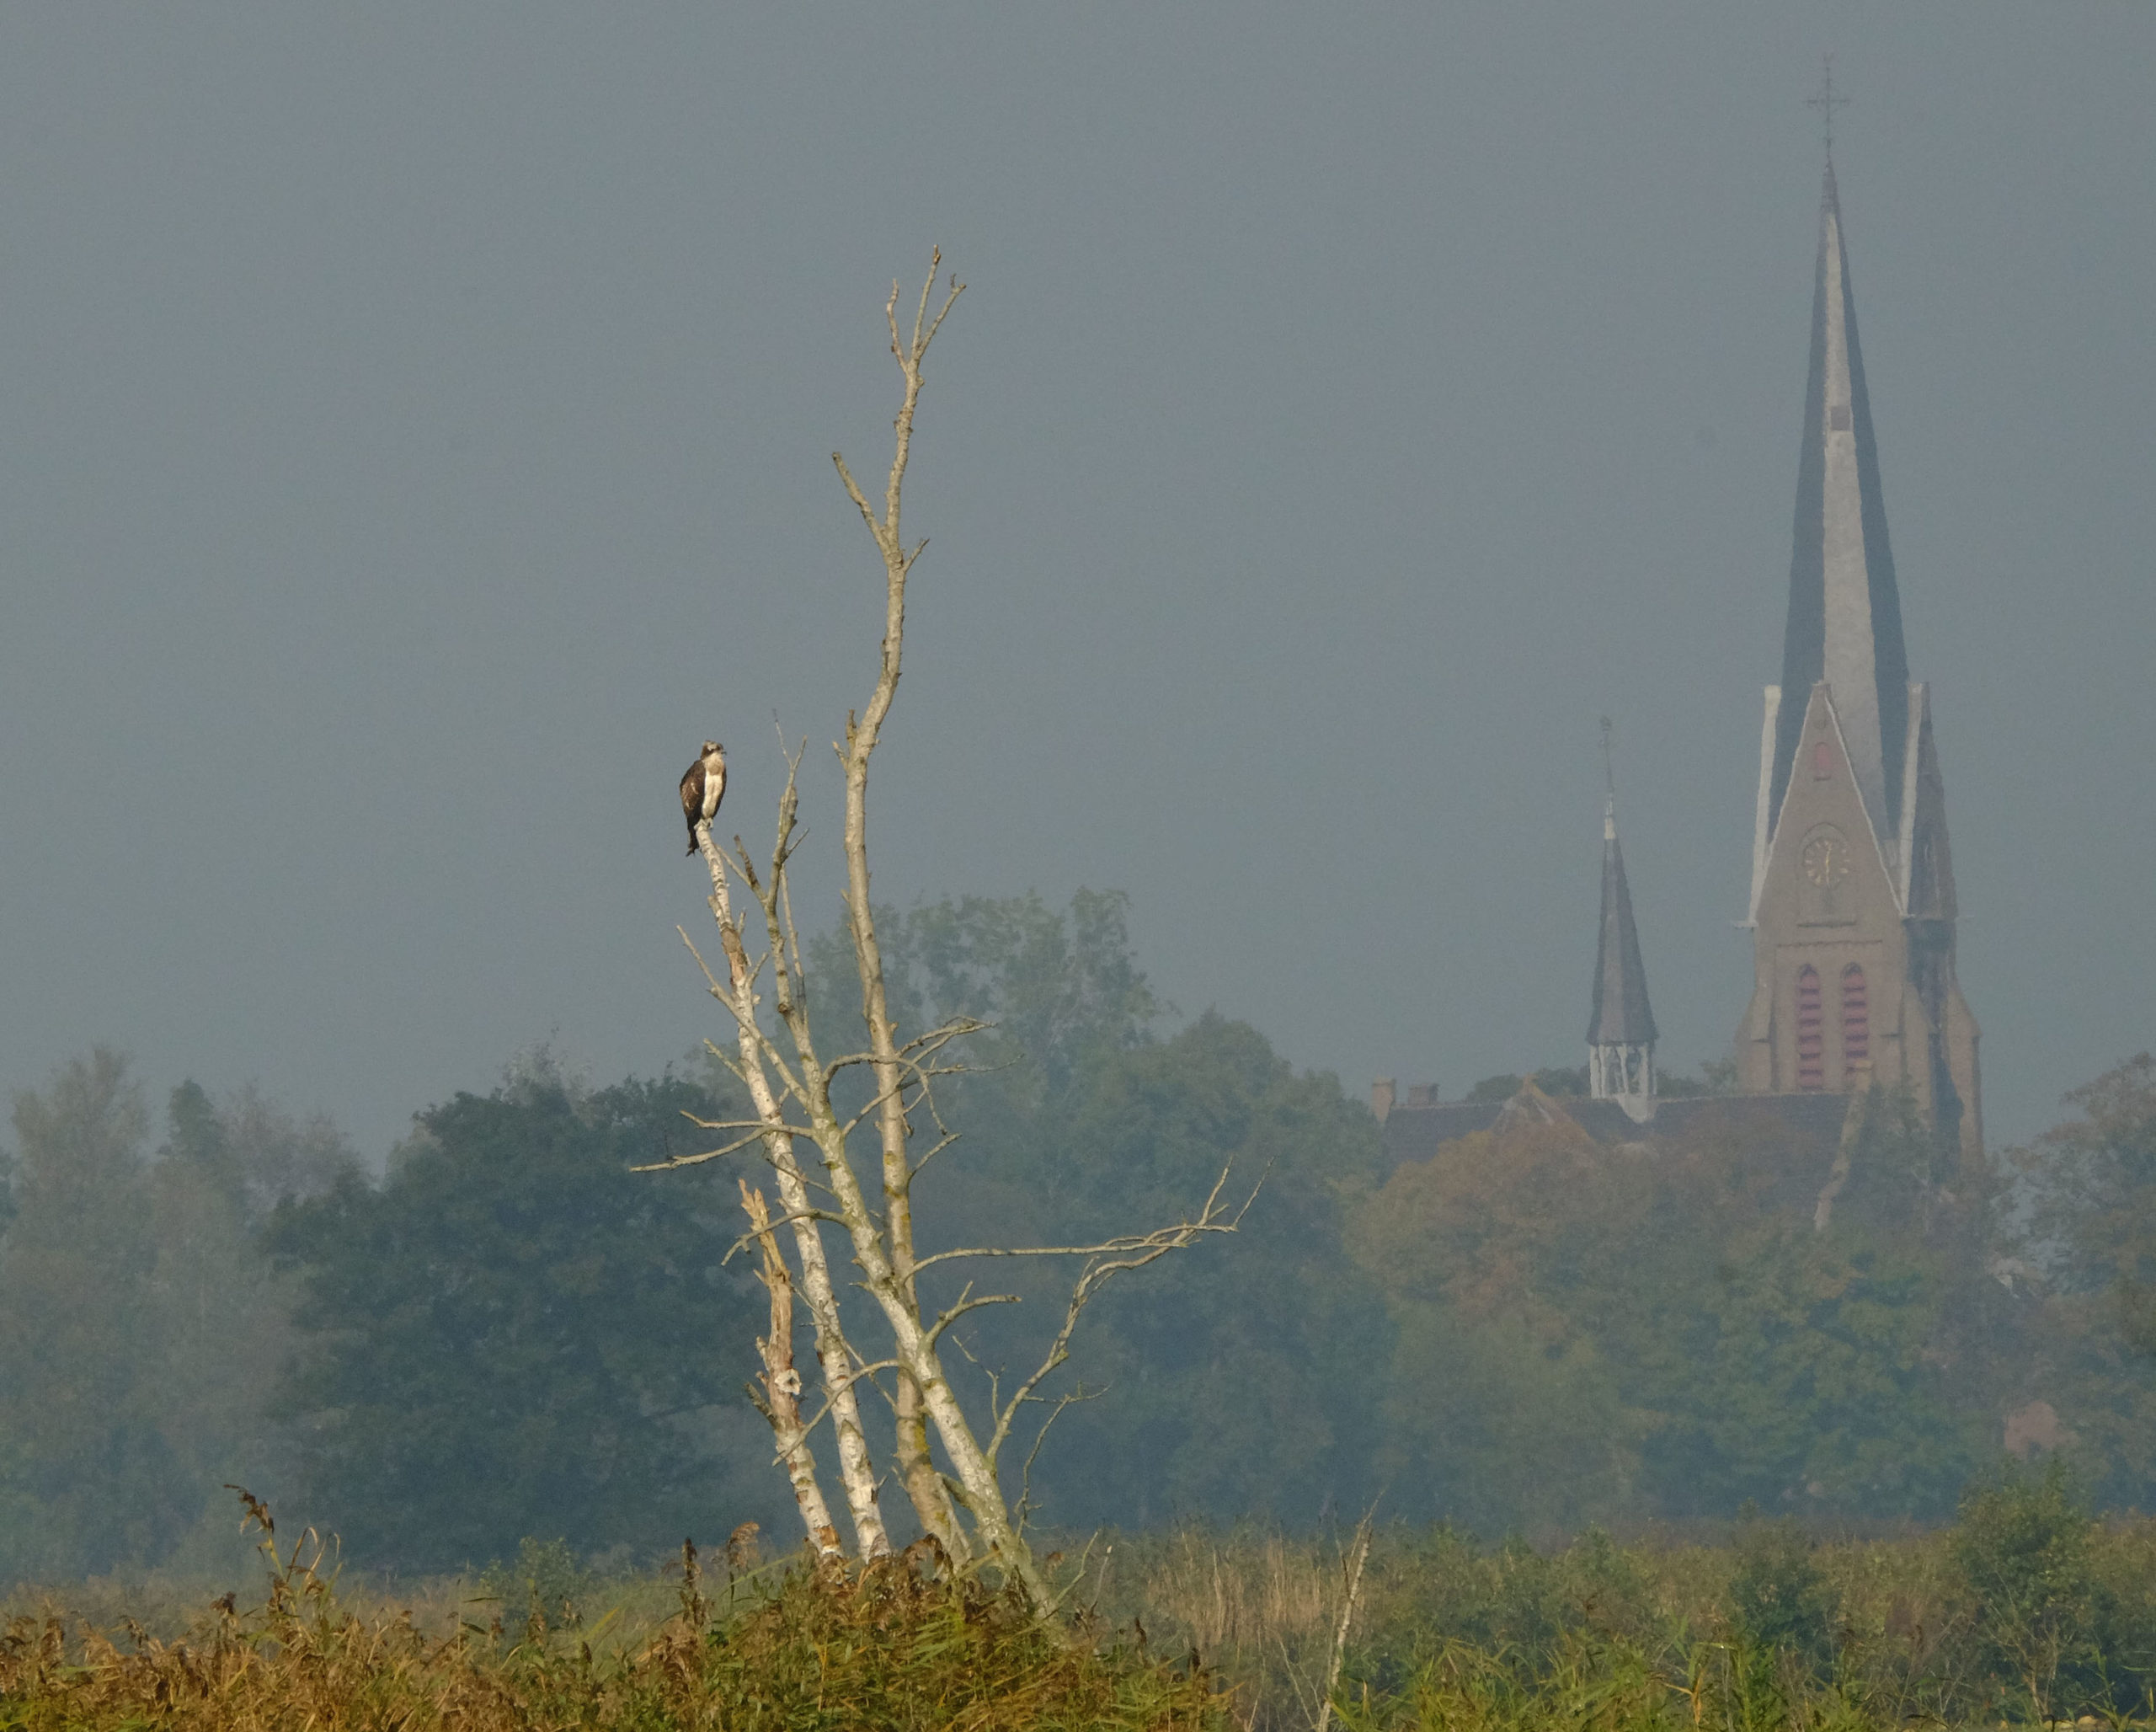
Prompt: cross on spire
<box><xmin>1806</xmin><ymin>55</ymin><xmax>1850</xmax><ymax>163</ymax></box>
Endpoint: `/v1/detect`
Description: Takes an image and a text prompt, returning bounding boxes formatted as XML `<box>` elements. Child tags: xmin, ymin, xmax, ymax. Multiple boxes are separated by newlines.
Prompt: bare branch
<box><xmin>918</xmin><ymin>268</ymin><xmax>963</xmax><ymax>359</ymax></box>
<box><xmin>718</xmin><ymin>1200</ymin><xmax>855</xmax><ymax>1265</ymax></box>
<box><xmin>1017</xmin><ymin>1385</ymin><xmax>1099</xmax><ymax>1539</ymax></box>
<box><xmin>679</xmin><ymin>927</ymin><xmax>804</xmax><ymax>1098</ymax></box>
<box><xmin>906</xmin><ymin>1128</ymin><xmax>963</xmax><ymax>1184</ymax></box>
<box><xmin>911</xmin><ymin>1167</ymin><xmax>1254</xmax><ymax>1274</ymax></box>
<box><xmin>981</xmin><ymin>1168</ymin><xmax>1251</xmax><ymax>1474</ymax></box>
<box><xmin>922</xmin><ymin>1288</ymin><xmax>1023</xmax><ymax>1351</ymax></box>
<box><xmin>831</xmin><ymin>451</ymin><xmax>882</xmax><ymax>547</ymax></box>
<box><xmin>629</xmin><ymin>1125</ymin><xmax>771</xmax><ymax>1173</ymax></box>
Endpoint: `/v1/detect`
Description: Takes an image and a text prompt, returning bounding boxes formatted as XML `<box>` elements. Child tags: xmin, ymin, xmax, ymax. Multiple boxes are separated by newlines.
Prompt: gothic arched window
<box><xmin>1795</xmin><ymin>965</ymin><xmax>1825</xmax><ymax>1091</ymax></box>
<box><xmin>1841</xmin><ymin>964</ymin><xmax>1870</xmax><ymax>1083</ymax></box>
<box><xmin>1812</xmin><ymin>740</ymin><xmax>1834</xmax><ymax>778</ymax></box>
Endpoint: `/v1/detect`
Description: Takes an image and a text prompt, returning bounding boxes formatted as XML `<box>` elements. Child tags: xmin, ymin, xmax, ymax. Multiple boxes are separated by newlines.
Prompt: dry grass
<box><xmin>0</xmin><ymin>1502</ymin><xmax>1222</xmax><ymax>1731</ymax></box>
<box><xmin>13</xmin><ymin>1507</ymin><xmax>2156</xmax><ymax>1729</ymax></box>
<box><xmin>1140</xmin><ymin>1529</ymin><xmax>1337</xmax><ymax>1656</ymax></box>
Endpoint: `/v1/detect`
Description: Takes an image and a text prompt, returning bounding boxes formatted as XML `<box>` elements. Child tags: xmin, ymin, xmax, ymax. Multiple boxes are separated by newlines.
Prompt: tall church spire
<box><xmin>1767</xmin><ymin>164</ymin><xmax>1911</xmax><ymax>847</ymax></box>
<box><xmin>1588</xmin><ymin>721</ymin><xmax>1656</xmax><ymax>1110</ymax></box>
<box><xmin>1737</xmin><ymin>156</ymin><xmax>1983</xmax><ymax>1163</ymax></box>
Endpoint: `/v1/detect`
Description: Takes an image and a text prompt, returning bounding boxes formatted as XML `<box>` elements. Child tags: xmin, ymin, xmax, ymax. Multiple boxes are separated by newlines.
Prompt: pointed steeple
<box><xmin>1767</xmin><ymin>164</ymin><xmax>1911</xmax><ymax>847</ymax></box>
<box><xmin>1588</xmin><ymin>792</ymin><xmax>1657</xmax><ymax>1050</ymax></box>
<box><xmin>1588</xmin><ymin>724</ymin><xmax>1656</xmax><ymax>1109</ymax></box>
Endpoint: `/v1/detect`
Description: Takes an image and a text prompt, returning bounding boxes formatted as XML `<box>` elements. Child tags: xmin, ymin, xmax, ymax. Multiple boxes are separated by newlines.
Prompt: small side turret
<box><xmin>1588</xmin><ymin>720</ymin><xmax>1657</xmax><ymax>1121</ymax></box>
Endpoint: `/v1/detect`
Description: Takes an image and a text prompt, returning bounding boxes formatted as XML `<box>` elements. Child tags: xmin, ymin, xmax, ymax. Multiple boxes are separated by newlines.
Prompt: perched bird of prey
<box><xmin>680</xmin><ymin>740</ymin><xmax>727</xmax><ymax>855</ymax></box>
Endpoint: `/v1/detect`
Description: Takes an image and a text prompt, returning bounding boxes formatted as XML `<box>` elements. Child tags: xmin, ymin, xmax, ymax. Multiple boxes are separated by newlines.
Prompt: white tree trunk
<box><xmin>695</xmin><ymin>825</ymin><xmax>889</xmax><ymax>1560</ymax></box>
<box><xmin>736</xmin><ymin>1179</ymin><xmax>841</xmax><ymax>1558</ymax></box>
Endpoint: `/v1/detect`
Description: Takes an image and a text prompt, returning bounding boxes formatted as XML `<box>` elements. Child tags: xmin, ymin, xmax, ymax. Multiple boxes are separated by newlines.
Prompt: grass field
<box><xmin>4</xmin><ymin>1471</ymin><xmax>2152</xmax><ymax>1729</ymax></box>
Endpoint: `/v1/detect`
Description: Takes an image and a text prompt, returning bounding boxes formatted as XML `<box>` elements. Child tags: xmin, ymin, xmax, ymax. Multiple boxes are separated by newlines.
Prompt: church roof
<box><xmin>1378</xmin><ymin>1089</ymin><xmax>1854</xmax><ymax>1179</ymax></box>
<box><xmin>1769</xmin><ymin>163</ymin><xmax>1912</xmax><ymax>847</ymax></box>
<box><xmin>1587</xmin><ymin>799</ymin><xmax>1657</xmax><ymax>1045</ymax></box>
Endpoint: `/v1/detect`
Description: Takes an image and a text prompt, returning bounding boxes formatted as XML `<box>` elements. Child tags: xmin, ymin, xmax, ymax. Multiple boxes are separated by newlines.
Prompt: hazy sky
<box><xmin>2</xmin><ymin>6</ymin><xmax>2149</xmax><ymax>1161</ymax></box>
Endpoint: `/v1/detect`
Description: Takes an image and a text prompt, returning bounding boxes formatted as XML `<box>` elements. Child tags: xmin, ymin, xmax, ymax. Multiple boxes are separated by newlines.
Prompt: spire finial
<box><xmin>1806</xmin><ymin>54</ymin><xmax>1849</xmax><ymax>166</ymax></box>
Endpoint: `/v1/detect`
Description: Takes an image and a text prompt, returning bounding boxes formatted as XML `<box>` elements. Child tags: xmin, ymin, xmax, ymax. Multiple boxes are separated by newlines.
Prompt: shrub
<box><xmin>1949</xmin><ymin>1459</ymin><xmax>2100</xmax><ymax>1718</ymax></box>
<box><xmin>1726</xmin><ymin>1516</ymin><xmax>1833</xmax><ymax>1673</ymax></box>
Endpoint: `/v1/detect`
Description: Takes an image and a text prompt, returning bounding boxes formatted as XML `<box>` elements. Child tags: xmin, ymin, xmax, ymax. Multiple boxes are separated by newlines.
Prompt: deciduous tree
<box><xmin>267</xmin><ymin>1072</ymin><xmax>766</xmax><ymax>1569</ymax></box>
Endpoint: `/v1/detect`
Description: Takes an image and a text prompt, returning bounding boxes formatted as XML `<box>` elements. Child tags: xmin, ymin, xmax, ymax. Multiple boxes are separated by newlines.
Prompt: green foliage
<box><xmin>839</xmin><ymin>892</ymin><xmax>1390</xmax><ymax>1529</ymax></box>
<box><xmin>840</xmin><ymin>894</ymin><xmax>2018</xmax><ymax>1536</ymax></box>
<box><xmin>1950</xmin><ymin>1460</ymin><xmax>2101</xmax><ymax>1717</ymax></box>
<box><xmin>1726</xmin><ymin>1516</ymin><xmax>1833</xmax><ymax>1671</ymax></box>
<box><xmin>264</xmin><ymin>1072</ymin><xmax>774</xmax><ymax>1570</ymax></box>
<box><xmin>1024</xmin><ymin>1013</ymin><xmax>1390</xmax><ymax>1526</ymax></box>
<box><xmin>477</xmin><ymin>1537</ymin><xmax>592</xmax><ymax>1629</ymax></box>
<box><xmin>1122</xmin><ymin>1516</ymin><xmax>2156</xmax><ymax>1729</ymax></box>
<box><xmin>19</xmin><ymin>927</ymin><xmax>2156</xmax><ymax>1584</ymax></box>
<box><xmin>1649</xmin><ymin>1221</ymin><xmax>1972</xmax><ymax>1516</ymax></box>
<box><xmin>1354</xmin><ymin>1103</ymin><xmax>1983</xmax><ymax>1530</ymax></box>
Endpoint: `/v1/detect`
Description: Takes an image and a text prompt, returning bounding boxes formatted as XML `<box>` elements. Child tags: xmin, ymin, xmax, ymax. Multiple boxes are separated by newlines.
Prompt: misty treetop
<box><xmin>0</xmin><ymin>1054</ymin><xmax>356</xmax><ymax>1583</ymax></box>
<box><xmin>2015</xmin><ymin>1054</ymin><xmax>2156</xmax><ymax>1508</ymax></box>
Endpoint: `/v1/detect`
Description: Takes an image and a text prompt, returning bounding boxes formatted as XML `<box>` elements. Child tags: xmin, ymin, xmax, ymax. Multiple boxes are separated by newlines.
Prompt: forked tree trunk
<box><xmin>695</xmin><ymin>827</ymin><xmax>889</xmax><ymax>1559</ymax></box>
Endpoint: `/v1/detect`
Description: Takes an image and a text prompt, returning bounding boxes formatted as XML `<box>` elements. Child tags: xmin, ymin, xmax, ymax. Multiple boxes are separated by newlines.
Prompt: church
<box><xmin>1377</xmin><ymin>163</ymin><xmax>1981</xmax><ymax>1174</ymax></box>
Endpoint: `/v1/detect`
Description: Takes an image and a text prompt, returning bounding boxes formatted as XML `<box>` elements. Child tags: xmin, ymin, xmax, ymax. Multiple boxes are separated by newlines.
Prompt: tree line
<box><xmin>2</xmin><ymin>886</ymin><xmax>2153</xmax><ymax>1582</ymax></box>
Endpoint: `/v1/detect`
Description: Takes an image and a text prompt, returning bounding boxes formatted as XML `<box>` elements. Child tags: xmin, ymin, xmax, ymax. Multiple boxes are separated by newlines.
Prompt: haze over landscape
<box><xmin>1</xmin><ymin>5</ymin><xmax>2149</xmax><ymax>1157</ymax></box>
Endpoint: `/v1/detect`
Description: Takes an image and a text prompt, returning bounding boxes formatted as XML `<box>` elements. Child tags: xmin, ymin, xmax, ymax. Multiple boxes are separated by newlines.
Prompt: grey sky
<box><xmin>2</xmin><ymin>6</ymin><xmax>2148</xmax><ymax>1161</ymax></box>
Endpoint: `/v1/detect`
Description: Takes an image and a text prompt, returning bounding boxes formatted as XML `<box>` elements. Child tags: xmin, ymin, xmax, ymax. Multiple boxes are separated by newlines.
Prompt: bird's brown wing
<box><xmin>680</xmin><ymin>764</ymin><xmax>704</xmax><ymax>818</ymax></box>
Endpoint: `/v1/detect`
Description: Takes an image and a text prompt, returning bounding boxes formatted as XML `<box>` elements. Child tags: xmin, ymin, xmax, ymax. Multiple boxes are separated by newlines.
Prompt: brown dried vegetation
<box><xmin>0</xmin><ymin>1495</ymin><xmax>1220</xmax><ymax>1731</ymax></box>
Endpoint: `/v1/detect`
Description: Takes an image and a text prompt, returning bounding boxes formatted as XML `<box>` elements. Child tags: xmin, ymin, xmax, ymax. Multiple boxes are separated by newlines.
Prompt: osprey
<box><xmin>680</xmin><ymin>740</ymin><xmax>727</xmax><ymax>855</ymax></box>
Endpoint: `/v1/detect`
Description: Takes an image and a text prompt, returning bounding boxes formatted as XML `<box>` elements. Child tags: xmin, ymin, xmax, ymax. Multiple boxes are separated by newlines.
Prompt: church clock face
<box><xmin>1801</xmin><ymin>831</ymin><xmax>1849</xmax><ymax>888</ymax></box>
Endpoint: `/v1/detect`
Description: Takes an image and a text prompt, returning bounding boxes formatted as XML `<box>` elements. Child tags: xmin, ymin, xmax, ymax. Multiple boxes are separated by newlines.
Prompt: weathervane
<box><xmin>1806</xmin><ymin>54</ymin><xmax>1850</xmax><ymax>164</ymax></box>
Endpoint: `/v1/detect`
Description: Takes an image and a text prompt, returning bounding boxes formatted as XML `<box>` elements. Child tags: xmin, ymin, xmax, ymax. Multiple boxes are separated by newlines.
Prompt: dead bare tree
<box><xmin>653</xmin><ymin>253</ymin><xmax>1249</xmax><ymax>1607</ymax></box>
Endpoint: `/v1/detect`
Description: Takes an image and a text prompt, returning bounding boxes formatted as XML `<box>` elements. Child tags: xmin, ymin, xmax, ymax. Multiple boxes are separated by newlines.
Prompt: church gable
<box><xmin>1760</xmin><ymin>683</ymin><xmax>1899</xmax><ymax>929</ymax></box>
<box><xmin>1744</xmin><ymin>682</ymin><xmax>1915</xmax><ymax>1099</ymax></box>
